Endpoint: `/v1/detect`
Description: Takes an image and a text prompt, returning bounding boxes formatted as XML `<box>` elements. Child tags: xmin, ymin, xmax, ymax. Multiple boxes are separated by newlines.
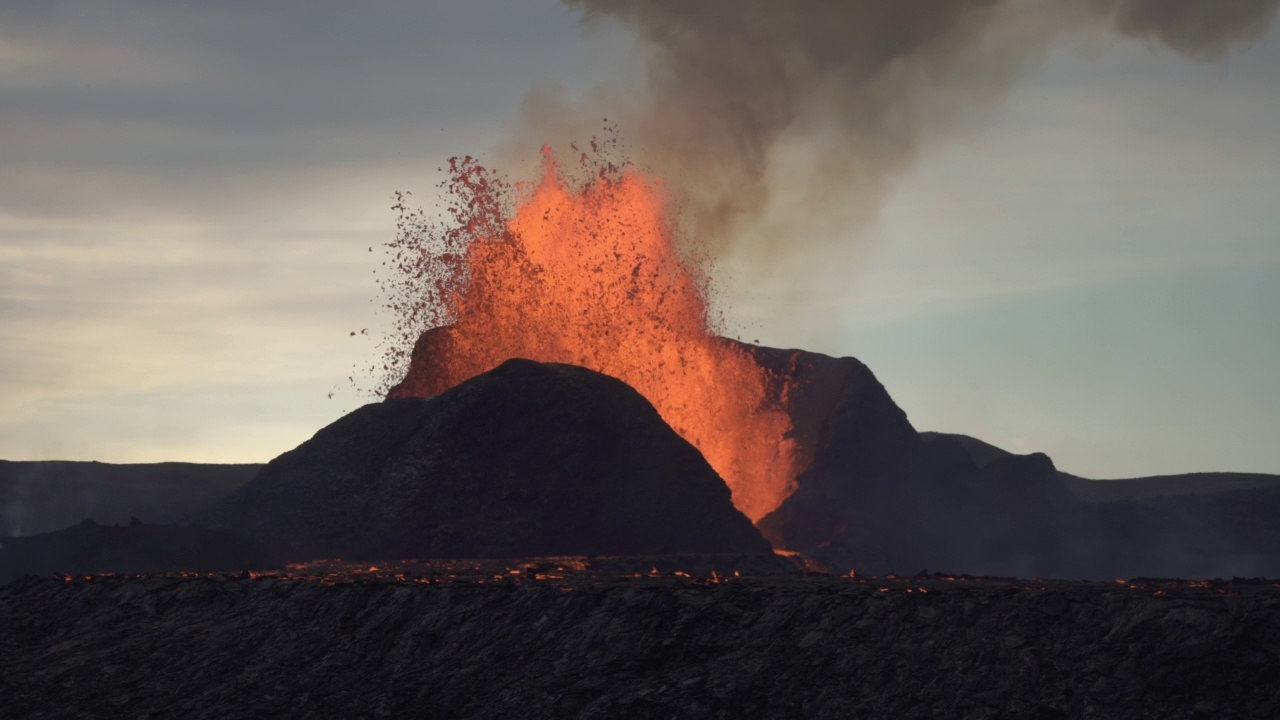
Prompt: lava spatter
<box><xmin>382</xmin><ymin>145</ymin><xmax>798</xmax><ymax>521</ymax></box>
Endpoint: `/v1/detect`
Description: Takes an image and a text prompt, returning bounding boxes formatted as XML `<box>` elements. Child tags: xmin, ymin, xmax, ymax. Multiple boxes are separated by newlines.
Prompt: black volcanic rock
<box><xmin>195</xmin><ymin>359</ymin><xmax>772</xmax><ymax>561</ymax></box>
<box><xmin>739</xmin><ymin>343</ymin><xmax>1111</xmax><ymax>578</ymax></box>
<box><xmin>739</xmin><ymin>343</ymin><xmax>987</xmax><ymax>572</ymax></box>
<box><xmin>6</xmin><ymin>574</ymin><xmax>1280</xmax><ymax>719</ymax></box>
<box><xmin>734</xmin><ymin>342</ymin><xmax>945</xmax><ymax>556</ymax></box>
<box><xmin>0</xmin><ymin>519</ymin><xmax>266</xmax><ymax>583</ymax></box>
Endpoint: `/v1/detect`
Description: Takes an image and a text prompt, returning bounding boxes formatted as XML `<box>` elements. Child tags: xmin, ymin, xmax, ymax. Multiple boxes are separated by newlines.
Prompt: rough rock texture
<box><xmin>0</xmin><ymin>519</ymin><xmax>266</xmax><ymax>584</ymax></box>
<box><xmin>194</xmin><ymin>359</ymin><xmax>771</xmax><ymax>561</ymax></box>
<box><xmin>3</xmin><ymin>574</ymin><xmax>1279</xmax><ymax>719</ymax></box>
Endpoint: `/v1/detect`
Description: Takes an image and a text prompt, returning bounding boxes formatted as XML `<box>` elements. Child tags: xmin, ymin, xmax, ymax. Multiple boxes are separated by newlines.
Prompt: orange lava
<box><xmin>386</xmin><ymin>147</ymin><xmax>797</xmax><ymax>521</ymax></box>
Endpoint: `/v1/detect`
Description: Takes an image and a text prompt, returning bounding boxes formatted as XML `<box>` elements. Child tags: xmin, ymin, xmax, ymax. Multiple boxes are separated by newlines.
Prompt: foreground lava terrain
<box><xmin>3</xmin><ymin>566</ymin><xmax>1279</xmax><ymax>720</ymax></box>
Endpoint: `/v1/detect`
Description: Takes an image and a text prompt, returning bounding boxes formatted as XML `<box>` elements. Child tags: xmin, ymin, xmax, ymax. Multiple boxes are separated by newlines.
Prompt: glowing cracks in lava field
<box><xmin>383</xmin><ymin>147</ymin><xmax>798</xmax><ymax>522</ymax></box>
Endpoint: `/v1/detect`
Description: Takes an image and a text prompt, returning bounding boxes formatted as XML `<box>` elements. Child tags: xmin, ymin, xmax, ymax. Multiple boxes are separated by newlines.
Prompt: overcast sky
<box><xmin>2</xmin><ymin>1</ymin><xmax>1277</xmax><ymax>480</ymax></box>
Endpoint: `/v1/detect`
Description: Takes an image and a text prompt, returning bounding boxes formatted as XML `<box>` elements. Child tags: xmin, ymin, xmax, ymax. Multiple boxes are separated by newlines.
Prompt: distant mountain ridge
<box><xmin>0</xmin><ymin>460</ymin><xmax>259</xmax><ymax>537</ymax></box>
<box><xmin>3</xmin><ymin>347</ymin><xmax>1279</xmax><ymax>581</ymax></box>
<box><xmin>6</xmin><ymin>443</ymin><xmax>1274</xmax><ymax>540</ymax></box>
<box><xmin>921</xmin><ymin>431</ymin><xmax>1280</xmax><ymax>503</ymax></box>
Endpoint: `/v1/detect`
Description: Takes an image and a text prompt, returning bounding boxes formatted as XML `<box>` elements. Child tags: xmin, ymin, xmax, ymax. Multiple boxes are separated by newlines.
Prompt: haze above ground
<box><xmin>1</xmin><ymin>1</ymin><xmax>1276</xmax><ymax>480</ymax></box>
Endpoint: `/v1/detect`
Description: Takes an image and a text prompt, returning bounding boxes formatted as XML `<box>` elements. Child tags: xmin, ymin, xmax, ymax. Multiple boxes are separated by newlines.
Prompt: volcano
<box><xmin>195</xmin><ymin>358</ymin><xmax>772</xmax><ymax>561</ymax></box>
<box><xmin>378</xmin><ymin>149</ymin><xmax>799</xmax><ymax>524</ymax></box>
<box><xmin>361</xmin><ymin>142</ymin><xmax>1280</xmax><ymax>582</ymax></box>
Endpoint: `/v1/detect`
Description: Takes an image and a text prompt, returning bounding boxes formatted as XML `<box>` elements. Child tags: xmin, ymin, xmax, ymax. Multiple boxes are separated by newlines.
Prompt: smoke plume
<box><xmin>526</xmin><ymin>0</ymin><xmax>1278</xmax><ymax>264</ymax></box>
<box><xmin>1104</xmin><ymin>0</ymin><xmax>1279</xmax><ymax>56</ymax></box>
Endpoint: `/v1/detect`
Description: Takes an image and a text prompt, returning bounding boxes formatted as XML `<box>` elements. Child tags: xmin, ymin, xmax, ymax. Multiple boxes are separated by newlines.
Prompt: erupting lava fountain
<box><xmin>381</xmin><ymin>144</ymin><xmax>799</xmax><ymax>521</ymax></box>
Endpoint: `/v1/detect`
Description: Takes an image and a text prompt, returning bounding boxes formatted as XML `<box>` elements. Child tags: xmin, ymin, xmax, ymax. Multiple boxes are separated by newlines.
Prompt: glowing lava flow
<box><xmin>385</xmin><ymin>147</ymin><xmax>797</xmax><ymax>521</ymax></box>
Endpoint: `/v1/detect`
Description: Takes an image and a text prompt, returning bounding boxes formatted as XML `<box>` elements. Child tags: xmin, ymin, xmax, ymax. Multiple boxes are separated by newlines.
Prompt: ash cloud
<box><xmin>547</xmin><ymin>0</ymin><xmax>1278</xmax><ymax>261</ymax></box>
<box><xmin>1103</xmin><ymin>0</ymin><xmax>1280</xmax><ymax>56</ymax></box>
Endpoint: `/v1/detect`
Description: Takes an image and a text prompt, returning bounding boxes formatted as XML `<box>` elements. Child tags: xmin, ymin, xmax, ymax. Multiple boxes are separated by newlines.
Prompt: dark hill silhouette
<box><xmin>5</xmin><ymin>345</ymin><xmax>1278</xmax><ymax>582</ymax></box>
<box><xmin>740</xmin><ymin>341</ymin><xmax>1086</xmax><ymax>577</ymax></box>
<box><xmin>745</xmin><ymin>344</ymin><xmax>1280</xmax><ymax>579</ymax></box>
<box><xmin>0</xmin><ymin>518</ymin><xmax>266</xmax><ymax>584</ymax></box>
<box><xmin>921</xmin><ymin>431</ymin><xmax>1280</xmax><ymax>502</ymax></box>
<box><xmin>0</xmin><ymin>461</ymin><xmax>259</xmax><ymax>537</ymax></box>
<box><xmin>193</xmin><ymin>359</ymin><xmax>772</xmax><ymax>561</ymax></box>
<box><xmin>1065</xmin><ymin>471</ymin><xmax>1280</xmax><ymax>503</ymax></box>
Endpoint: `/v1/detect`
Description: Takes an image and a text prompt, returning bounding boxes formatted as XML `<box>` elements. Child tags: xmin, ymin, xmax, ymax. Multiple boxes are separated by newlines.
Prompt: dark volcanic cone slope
<box><xmin>741</xmin><ymin>342</ymin><xmax>1099</xmax><ymax>578</ymax></box>
<box><xmin>195</xmin><ymin>359</ymin><xmax>771</xmax><ymax>561</ymax></box>
<box><xmin>742</xmin><ymin>342</ymin><xmax>1280</xmax><ymax>580</ymax></box>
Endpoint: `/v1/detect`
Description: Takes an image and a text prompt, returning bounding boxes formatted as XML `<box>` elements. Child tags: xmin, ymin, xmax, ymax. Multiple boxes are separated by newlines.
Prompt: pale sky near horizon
<box><xmin>2</xmin><ymin>1</ymin><xmax>1278</xmax><ymax>480</ymax></box>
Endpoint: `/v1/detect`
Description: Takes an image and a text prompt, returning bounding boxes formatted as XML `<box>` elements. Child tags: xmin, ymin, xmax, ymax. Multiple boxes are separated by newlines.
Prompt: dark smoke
<box><xmin>536</xmin><ymin>0</ymin><xmax>1278</xmax><ymax>264</ymax></box>
<box><xmin>1104</xmin><ymin>0</ymin><xmax>1280</xmax><ymax>57</ymax></box>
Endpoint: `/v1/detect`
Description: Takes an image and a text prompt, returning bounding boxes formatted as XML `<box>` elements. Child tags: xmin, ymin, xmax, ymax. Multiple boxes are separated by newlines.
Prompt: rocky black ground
<box><xmin>3</xmin><ymin>569</ymin><xmax>1278</xmax><ymax>720</ymax></box>
<box><xmin>3</xmin><ymin>346</ymin><xmax>1280</xmax><ymax>718</ymax></box>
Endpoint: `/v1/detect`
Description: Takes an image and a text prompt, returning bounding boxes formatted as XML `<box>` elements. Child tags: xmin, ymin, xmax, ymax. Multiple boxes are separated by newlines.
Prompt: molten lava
<box><xmin>385</xmin><ymin>146</ymin><xmax>797</xmax><ymax>521</ymax></box>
